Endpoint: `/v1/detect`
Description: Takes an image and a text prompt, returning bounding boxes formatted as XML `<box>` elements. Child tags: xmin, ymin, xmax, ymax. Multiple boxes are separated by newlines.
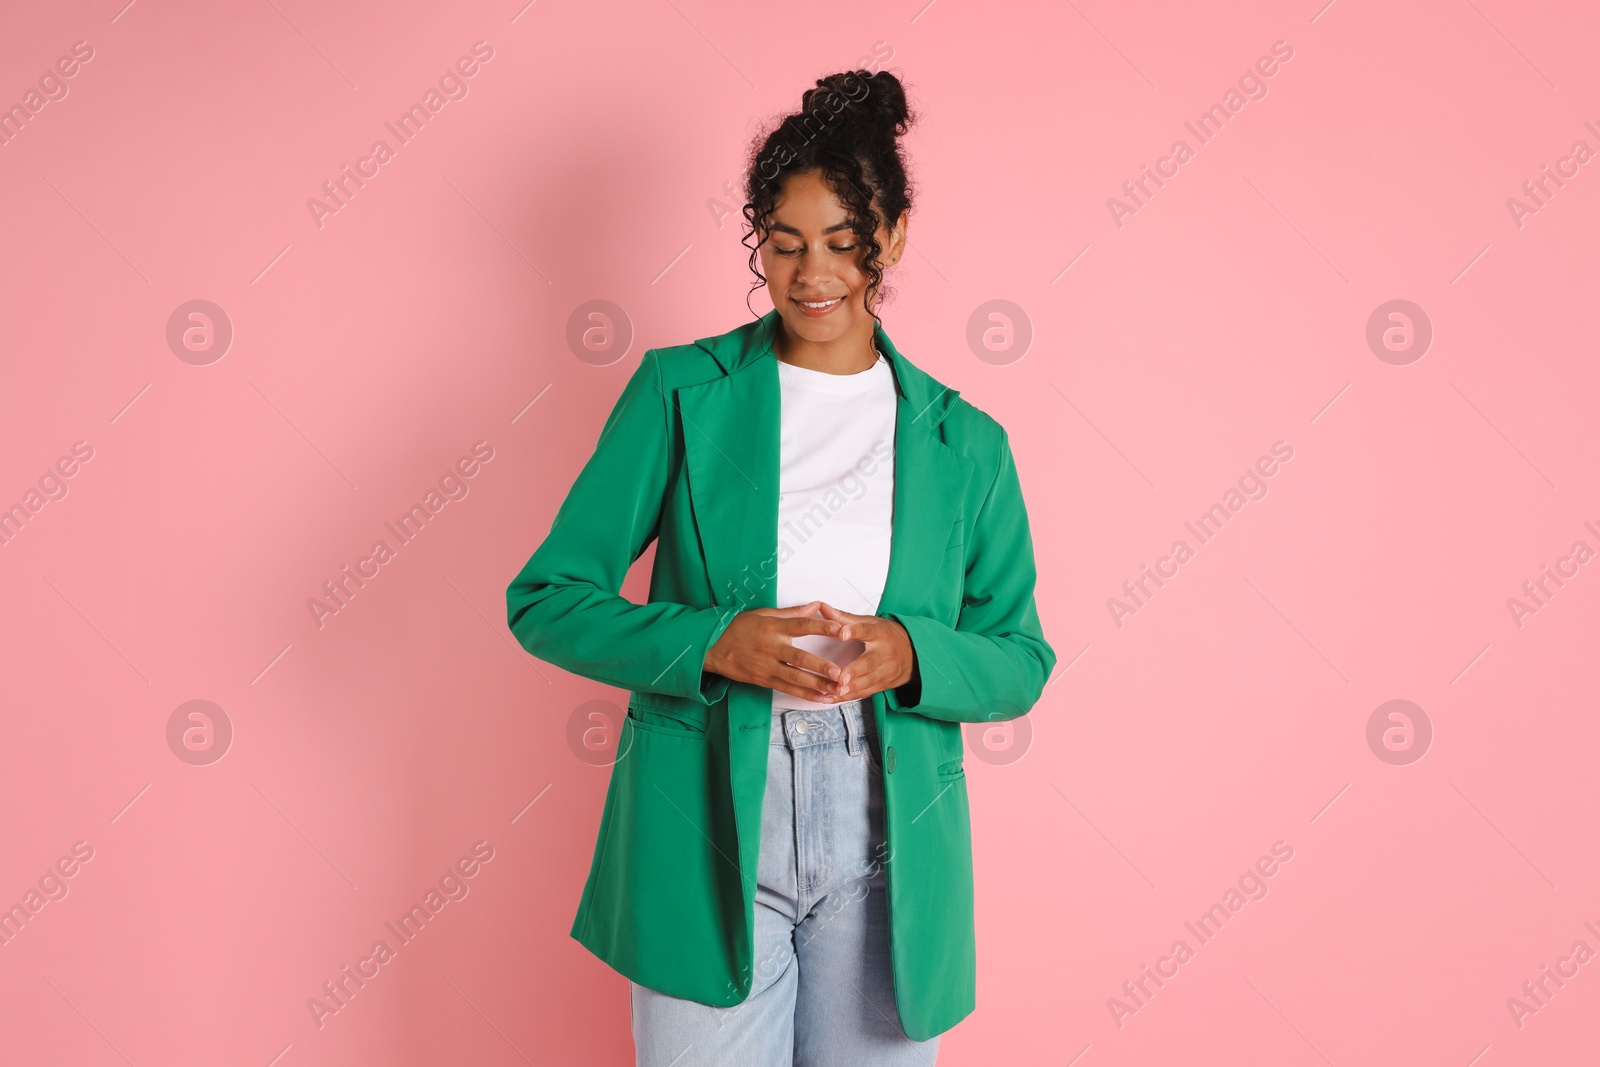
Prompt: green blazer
<box><xmin>505</xmin><ymin>308</ymin><xmax>1055</xmax><ymax>1040</ymax></box>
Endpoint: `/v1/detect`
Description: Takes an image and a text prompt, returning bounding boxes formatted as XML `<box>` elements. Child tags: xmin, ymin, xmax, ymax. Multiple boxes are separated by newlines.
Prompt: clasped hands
<box><xmin>703</xmin><ymin>600</ymin><xmax>917</xmax><ymax>704</ymax></box>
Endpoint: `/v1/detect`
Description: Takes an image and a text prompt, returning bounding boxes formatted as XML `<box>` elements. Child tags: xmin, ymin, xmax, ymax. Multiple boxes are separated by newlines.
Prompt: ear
<box><xmin>888</xmin><ymin>210</ymin><xmax>909</xmax><ymax>262</ymax></box>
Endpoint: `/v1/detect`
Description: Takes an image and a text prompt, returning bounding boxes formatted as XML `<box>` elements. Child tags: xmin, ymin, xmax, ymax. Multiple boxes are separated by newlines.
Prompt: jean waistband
<box><xmin>771</xmin><ymin>699</ymin><xmax>874</xmax><ymax>754</ymax></box>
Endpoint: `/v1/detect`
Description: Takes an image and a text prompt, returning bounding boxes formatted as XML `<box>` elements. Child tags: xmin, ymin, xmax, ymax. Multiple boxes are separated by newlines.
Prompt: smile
<box><xmin>795</xmin><ymin>296</ymin><xmax>844</xmax><ymax>316</ymax></box>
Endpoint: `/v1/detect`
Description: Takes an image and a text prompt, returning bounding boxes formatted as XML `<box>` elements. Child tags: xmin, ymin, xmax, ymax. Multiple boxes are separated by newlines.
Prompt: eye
<box><xmin>772</xmin><ymin>244</ymin><xmax>859</xmax><ymax>257</ymax></box>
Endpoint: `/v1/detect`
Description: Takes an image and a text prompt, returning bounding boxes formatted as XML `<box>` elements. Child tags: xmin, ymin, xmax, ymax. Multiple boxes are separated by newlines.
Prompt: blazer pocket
<box><xmin>936</xmin><ymin>757</ymin><xmax>966</xmax><ymax>780</ymax></box>
<box><xmin>627</xmin><ymin>692</ymin><xmax>709</xmax><ymax>738</ymax></box>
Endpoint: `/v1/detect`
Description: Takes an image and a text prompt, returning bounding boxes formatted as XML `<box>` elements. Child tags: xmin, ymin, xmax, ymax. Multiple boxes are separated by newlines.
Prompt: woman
<box><xmin>506</xmin><ymin>69</ymin><xmax>1055</xmax><ymax>1065</ymax></box>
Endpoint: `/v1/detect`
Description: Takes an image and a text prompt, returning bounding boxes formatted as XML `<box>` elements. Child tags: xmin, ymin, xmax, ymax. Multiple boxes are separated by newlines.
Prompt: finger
<box><xmin>833</xmin><ymin>649</ymin><xmax>895</xmax><ymax>697</ymax></box>
<box><xmin>815</xmin><ymin>601</ymin><xmax>871</xmax><ymax>624</ymax></box>
<box><xmin>768</xmin><ymin>661</ymin><xmax>838</xmax><ymax>699</ymax></box>
<box><xmin>772</xmin><ymin>681</ymin><xmax>842</xmax><ymax>703</ymax></box>
<box><xmin>775</xmin><ymin>681</ymin><xmax>834</xmax><ymax>703</ymax></box>
<box><xmin>779</xmin><ymin>616</ymin><xmax>848</xmax><ymax>639</ymax></box>
<box><xmin>833</xmin><ymin>667</ymin><xmax>892</xmax><ymax>702</ymax></box>
<box><xmin>781</xmin><ymin>646</ymin><xmax>844</xmax><ymax>682</ymax></box>
<box><xmin>814</xmin><ymin>602</ymin><xmax>869</xmax><ymax>640</ymax></box>
<box><xmin>839</xmin><ymin>615</ymin><xmax>884</xmax><ymax>647</ymax></box>
<box><xmin>764</xmin><ymin>600</ymin><xmax>824</xmax><ymax>617</ymax></box>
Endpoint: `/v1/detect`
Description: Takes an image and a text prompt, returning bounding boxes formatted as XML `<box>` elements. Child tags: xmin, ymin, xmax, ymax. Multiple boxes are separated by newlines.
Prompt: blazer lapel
<box><xmin>679</xmin><ymin>309</ymin><xmax>977</xmax><ymax>624</ymax></box>
<box><xmin>878</xmin><ymin>319</ymin><xmax>979</xmax><ymax>619</ymax></box>
<box><xmin>678</xmin><ymin>340</ymin><xmax>782</xmax><ymax>614</ymax></box>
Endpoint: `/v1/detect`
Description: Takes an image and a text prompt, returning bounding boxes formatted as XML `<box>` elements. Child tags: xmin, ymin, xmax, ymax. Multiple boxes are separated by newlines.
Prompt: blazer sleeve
<box><xmin>505</xmin><ymin>349</ymin><xmax>739</xmax><ymax>705</ymax></box>
<box><xmin>879</xmin><ymin>426</ymin><xmax>1056</xmax><ymax>723</ymax></box>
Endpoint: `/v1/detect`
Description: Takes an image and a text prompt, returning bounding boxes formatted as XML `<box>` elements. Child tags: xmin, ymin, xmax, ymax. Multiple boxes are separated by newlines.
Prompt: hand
<box><xmin>814</xmin><ymin>602</ymin><xmax>916</xmax><ymax>703</ymax></box>
<box><xmin>704</xmin><ymin>601</ymin><xmax>848</xmax><ymax>704</ymax></box>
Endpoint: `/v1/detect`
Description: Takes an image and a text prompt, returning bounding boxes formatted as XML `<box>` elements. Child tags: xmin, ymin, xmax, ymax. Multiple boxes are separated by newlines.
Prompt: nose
<box><xmin>793</xmin><ymin>248</ymin><xmax>835</xmax><ymax>286</ymax></box>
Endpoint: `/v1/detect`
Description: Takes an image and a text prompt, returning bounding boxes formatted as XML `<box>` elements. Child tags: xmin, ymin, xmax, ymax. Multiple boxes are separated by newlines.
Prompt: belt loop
<box><xmin>843</xmin><ymin>700</ymin><xmax>861</xmax><ymax>755</ymax></box>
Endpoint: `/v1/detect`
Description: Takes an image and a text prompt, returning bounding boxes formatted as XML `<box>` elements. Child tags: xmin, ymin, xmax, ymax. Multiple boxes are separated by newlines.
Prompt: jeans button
<box><xmin>795</xmin><ymin>722</ymin><xmax>810</xmax><ymax>734</ymax></box>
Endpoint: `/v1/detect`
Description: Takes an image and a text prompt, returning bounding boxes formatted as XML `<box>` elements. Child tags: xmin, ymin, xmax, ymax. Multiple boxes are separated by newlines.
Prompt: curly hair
<box><xmin>740</xmin><ymin>69</ymin><xmax>917</xmax><ymax>323</ymax></box>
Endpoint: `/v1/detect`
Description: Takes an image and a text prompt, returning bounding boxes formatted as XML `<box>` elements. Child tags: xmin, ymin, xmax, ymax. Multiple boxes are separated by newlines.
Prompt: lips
<box><xmin>794</xmin><ymin>295</ymin><xmax>844</xmax><ymax>317</ymax></box>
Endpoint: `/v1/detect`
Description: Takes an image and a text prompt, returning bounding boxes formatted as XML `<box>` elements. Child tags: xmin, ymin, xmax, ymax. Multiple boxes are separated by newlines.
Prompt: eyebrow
<box><xmin>766</xmin><ymin>220</ymin><xmax>856</xmax><ymax>236</ymax></box>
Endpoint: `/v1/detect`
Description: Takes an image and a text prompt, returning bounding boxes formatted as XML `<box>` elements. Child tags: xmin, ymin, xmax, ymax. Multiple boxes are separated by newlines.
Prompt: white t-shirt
<box><xmin>770</xmin><ymin>347</ymin><xmax>897</xmax><ymax>710</ymax></box>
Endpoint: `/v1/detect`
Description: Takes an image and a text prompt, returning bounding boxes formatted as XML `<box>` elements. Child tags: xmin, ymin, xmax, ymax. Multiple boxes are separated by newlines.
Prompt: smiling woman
<box><xmin>305</xmin><ymin>39</ymin><xmax>497</xmax><ymax>230</ymax></box>
<box><xmin>739</xmin><ymin>72</ymin><xmax>915</xmax><ymax>348</ymax></box>
<box><xmin>505</xmin><ymin>66</ymin><xmax>1055</xmax><ymax>1066</ymax></box>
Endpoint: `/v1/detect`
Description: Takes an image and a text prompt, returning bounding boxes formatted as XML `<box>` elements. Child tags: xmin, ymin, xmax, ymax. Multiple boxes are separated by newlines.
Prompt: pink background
<box><xmin>3</xmin><ymin>0</ymin><xmax>1598</xmax><ymax>1063</ymax></box>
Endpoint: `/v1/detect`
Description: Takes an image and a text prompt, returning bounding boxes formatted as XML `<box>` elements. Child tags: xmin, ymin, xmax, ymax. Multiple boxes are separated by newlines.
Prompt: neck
<box><xmin>773</xmin><ymin>318</ymin><xmax>880</xmax><ymax>375</ymax></box>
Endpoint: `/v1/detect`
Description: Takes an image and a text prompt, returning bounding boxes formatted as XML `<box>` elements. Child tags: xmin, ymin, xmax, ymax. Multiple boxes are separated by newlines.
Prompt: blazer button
<box><xmin>886</xmin><ymin>746</ymin><xmax>896</xmax><ymax>773</ymax></box>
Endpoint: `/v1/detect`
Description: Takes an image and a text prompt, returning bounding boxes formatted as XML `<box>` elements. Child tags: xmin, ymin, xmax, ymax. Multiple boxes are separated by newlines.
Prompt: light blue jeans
<box><xmin>629</xmin><ymin>699</ymin><xmax>942</xmax><ymax>1066</ymax></box>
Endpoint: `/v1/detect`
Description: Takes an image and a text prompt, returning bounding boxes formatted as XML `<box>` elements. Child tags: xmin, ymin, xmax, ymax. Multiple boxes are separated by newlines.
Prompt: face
<box><xmin>758</xmin><ymin>167</ymin><xmax>907</xmax><ymax>352</ymax></box>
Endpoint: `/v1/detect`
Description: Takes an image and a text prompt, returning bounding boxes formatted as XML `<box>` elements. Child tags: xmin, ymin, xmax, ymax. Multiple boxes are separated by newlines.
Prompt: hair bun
<box><xmin>804</xmin><ymin>69</ymin><xmax>913</xmax><ymax>138</ymax></box>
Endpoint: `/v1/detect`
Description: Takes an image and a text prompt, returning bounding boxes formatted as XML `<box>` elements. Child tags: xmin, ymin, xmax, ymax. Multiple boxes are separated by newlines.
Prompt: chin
<box><xmin>789</xmin><ymin>312</ymin><xmax>845</xmax><ymax>338</ymax></box>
